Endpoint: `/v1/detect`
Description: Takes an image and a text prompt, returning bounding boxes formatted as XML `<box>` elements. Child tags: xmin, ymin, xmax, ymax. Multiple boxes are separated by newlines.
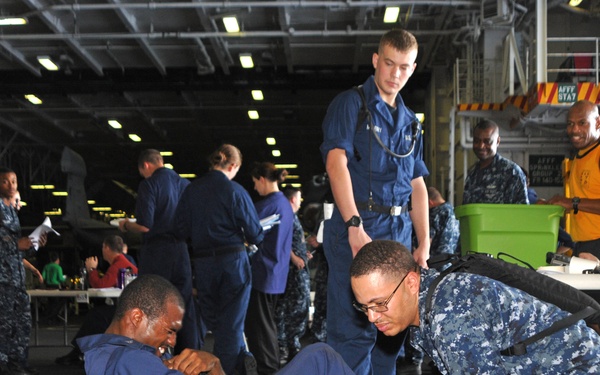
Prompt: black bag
<box><xmin>425</xmin><ymin>253</ymin><xmax>600</xmax><ymax>356</ymax></box>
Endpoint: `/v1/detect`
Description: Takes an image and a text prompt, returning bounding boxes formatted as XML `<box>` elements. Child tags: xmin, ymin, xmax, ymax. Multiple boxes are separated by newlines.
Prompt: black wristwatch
<box><xmin>345</xmin><ymin>215</ymin><xmax>362</xmax><ymax>228</ymax></box>
<box><xmin>572</xmin><ymin>197</ymin><xmax>581</xmax><ymax>214</ymax></box>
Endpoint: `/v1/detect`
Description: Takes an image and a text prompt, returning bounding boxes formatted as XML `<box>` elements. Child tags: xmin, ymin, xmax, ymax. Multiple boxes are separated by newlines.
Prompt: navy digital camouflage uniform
<box><xmin>463</xmin><ymin>153</ymin><xmax>529</xmax><ymax>204</ymax></box>
<box><xmin>411</xmin><ymin>269</ymin><xmax>600</xmax><ymax>374</ymax></box>
<box><xmin>0</xmin><ymin>201</ymin><xmax>31</xmax><ymax>367</ymax></box>
<box><xmin>309</xmin><ymin>249</ymin><xmax>328</xmax><ymax>342</ymax></box>
<box><xmin>429</xmin><ymin>202</ymin><xmax>460</xmax><ymax>258</ymax></box>
<box><xmin>276</xmin><ymin>214</ymin><xmax>311</xmax><ymax>354</ymax></box>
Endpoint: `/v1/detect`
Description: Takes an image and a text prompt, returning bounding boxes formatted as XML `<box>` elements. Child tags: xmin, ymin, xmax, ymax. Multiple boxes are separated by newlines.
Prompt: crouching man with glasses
<box><xmin>350</xmin><ymin>240</ymin><xmax>600</xmax><ymax>374</ymax></box>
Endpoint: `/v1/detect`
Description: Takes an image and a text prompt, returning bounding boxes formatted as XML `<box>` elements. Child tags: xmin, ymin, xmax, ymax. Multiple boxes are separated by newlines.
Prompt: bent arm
<box><xmin>164</xmin><ymin>349</ymin><xmax>225</xmax><ymax>375</ymax></box>
<box><xmin>547</xmin><ymin>195</ymin><xmax>600</xmax><ymax>215</ymax></box>
<box><xmin>24</xmin><ymin>259</ymin><xmax>43</xmax><ymax>284</ymax></box>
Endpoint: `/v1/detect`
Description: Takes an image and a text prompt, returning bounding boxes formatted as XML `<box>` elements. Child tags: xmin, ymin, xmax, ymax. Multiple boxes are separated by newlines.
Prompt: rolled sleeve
<box><xmin>320</xmin><ymin>90</ymin><xmax>362</xmax><ymax>163</ymax></box>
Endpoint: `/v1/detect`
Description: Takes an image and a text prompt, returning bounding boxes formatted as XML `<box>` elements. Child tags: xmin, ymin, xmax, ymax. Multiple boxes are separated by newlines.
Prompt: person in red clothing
<box><xmin>85</xmin><ymin>235</ymin><xmax>138</xmax><ymax>288</ymax></box>
<box><xmin>56</xmin><ymin>235</ymin><xmax>138</xmax><ymax>367</ymax></box>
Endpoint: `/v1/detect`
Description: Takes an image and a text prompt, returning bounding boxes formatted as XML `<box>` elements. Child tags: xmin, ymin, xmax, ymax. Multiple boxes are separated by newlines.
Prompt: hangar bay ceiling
<box><xmin>0</xmin><ymin>0</ymin><xmax>590</xmax><ymax>217</ymax></box>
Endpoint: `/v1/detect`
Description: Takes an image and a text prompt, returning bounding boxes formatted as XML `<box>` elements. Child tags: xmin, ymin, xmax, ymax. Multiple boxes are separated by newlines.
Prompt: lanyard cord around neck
<box><xmin>354</xmin><ymin>86</ymin><xmax>420</xmax><ymax>203</ymax></box>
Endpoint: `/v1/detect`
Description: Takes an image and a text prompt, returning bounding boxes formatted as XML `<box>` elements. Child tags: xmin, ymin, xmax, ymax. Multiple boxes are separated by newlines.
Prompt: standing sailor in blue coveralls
<box><xmin>320</xmin><ymin>29</ymin><xmax>430</xmax><ymax>375</ymax></box>
<box><xmin>119</xmin><ymin>149</ymin><xmax>199</xmax><ymax>354</ymax></box>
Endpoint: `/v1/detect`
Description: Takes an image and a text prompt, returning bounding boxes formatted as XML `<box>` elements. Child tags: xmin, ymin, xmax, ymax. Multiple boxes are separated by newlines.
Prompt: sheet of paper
<box><xmin>29</xmin><ymin>216</ymin><xmax>60</xmax><ymax>250</ymax></box>
<box><xmin>260</xmin><ymin>214</ymin><xmax>280</xmax><ymax>231</ymax></box>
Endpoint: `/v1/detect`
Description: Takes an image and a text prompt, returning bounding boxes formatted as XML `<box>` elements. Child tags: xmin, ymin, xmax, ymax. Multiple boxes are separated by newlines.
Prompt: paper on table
<box><xmin>29</xmin><ymin>216</ymin><xmax>60</xmax><ymax>250</ymax></box>
<box><xmin>260</xmin><ymin>214</ymin><xmax>280</xmax><ymax>231</ymax></box>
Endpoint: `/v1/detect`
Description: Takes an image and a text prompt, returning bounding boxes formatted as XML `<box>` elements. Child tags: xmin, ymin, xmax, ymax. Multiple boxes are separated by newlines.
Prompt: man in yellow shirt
<box><xmin>548</xmin><ymin>100</ymin><xmax>600</xmax><ymax>258</ymax></box>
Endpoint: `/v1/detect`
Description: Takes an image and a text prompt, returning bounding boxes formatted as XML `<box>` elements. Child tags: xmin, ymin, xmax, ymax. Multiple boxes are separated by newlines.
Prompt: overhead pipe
<box><xmin>0</xmin><ymin>28</ymin><xmax>464</xmax><ymax>41</ymax></box>
<box><xmin>449</xmin><ymin>106</ymin><xmax>456</xmax><ymax>206</ymax></box>
<box><xmin>34</xmin><ymin>1</ymin><xmax>480</xmax><ymax>13</ymax></box>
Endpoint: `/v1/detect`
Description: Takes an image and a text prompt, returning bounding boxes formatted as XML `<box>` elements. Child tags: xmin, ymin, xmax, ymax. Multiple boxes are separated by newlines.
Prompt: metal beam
<box><xmin>277</xmin><ymin>4</ymin><xmax>294</xmax><ymax>74</ymax></box>
<box><xmin>194</xmin><ymin>6</ymin><xmax>230</xmax><ymax>75</ymax></box>
<box><xmin>0</xmin><ymin>41</ymin><xmax>42</xmax><ymax>77</ymax></box>
<box><xmin>0</xmin><ymin>116</ymin><xmax>62</xmax><ymax>154</ymax></box>
<box><xmin>36</xmin><ymin>1</ymin><xmax>481</xmax><ymax>12</ymax></box>
<box><xmin>0</xmin><ymin>28</ymin><xmax>466</xmax><ymax>41</ymax></box>
<box><xmin>110</xmin><ymin>0</ymin><xmax>167</xmax><ymax>76</ymax></box>
<box><xmin>15</xmin><ymin>98</ymin><xmax>78</xmax><ymax>139</ymax></box>
<box><xmin>352</xmin><ymin>7</ymin><xmax>370</xmax><ymax>73</ymax></box>
<box><xmin>122</xmin><ymin>92</ymin><xmax>168</xmax><ymax>141</ymax></box>
<box><xmin>22</xmin><ymin>0</ymin><xmax>105</xmax><ymax>76</ymax></box>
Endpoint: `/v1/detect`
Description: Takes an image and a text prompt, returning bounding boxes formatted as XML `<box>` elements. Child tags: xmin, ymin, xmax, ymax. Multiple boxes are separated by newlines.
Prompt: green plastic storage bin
<box><xmin>454</xmin><ymin>204</ymin><xmax>564</xmax><ymax>269</ymax></box>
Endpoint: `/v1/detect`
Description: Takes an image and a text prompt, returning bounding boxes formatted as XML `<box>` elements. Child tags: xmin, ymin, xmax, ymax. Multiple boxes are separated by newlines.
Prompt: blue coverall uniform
<box><xmin>135</xmin><ymin>167</ymin><xmax>199</xmax><ymax>352</ymax></box>
<box><xmin>79</xmin><ymin>335</ymin><xmax>355</xmax><ymax>375</ymax></box>
<box><xmin>173</xmin><ymin>170</ymin><xmax>263</xmax><ymax>374</ymax></box>
<box><xmin>320</xmin><ymin>75</ymin><xmax>429</xmax><ymax>375</ymax></box>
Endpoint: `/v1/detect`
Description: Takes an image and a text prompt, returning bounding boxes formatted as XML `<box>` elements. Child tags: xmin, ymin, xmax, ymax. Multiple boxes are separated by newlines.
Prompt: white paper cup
<box><xmin>566</xmin><ymin>256</ymin><xmax>599</xmax><ymax>274</ymax></box>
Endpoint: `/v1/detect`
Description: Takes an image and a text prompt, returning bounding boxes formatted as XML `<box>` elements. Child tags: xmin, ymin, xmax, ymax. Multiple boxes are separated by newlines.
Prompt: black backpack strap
<box><xmin>352</xmin><ymin>85</ymin><xmax>369</xmax><ymax>135</ymax></box>
<box><xmin>496</xmin><ymin>252</ymin><xmax>534</xmax><ymax>270</ymax></box>
<box><xmin>351</xmin><ymin>85</ymin><xmax>369</xmax><ymax>162</ymax></box>
<box><xmin>424</xmin><ymin>259</ymin><xmax>470</xmax><ymax>324</ymax></box>
<box><xmin>500</xmin><ymin>306</ymin><xmax>596</xmax><ymax>356</ymax></box>
<box><xmin>425</xmin><ymin>256</ymin><xmax>598</xmax><ymax>356</ymax></box>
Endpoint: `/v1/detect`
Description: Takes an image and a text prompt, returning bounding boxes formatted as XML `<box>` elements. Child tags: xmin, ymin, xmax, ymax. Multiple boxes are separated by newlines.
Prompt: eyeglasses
<box><xmin>352</xmin><ymin>270</ymin><xmax>413</xmax><ymax>314</ymax></box>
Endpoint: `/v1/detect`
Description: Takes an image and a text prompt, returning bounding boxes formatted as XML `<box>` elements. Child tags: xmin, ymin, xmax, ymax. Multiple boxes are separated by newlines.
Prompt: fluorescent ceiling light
<box><xmin>19</xmin><ymin>201</ymin><xmax>27</xmax><ymax>207</ymax></box>
<box><xmin>31</xmin><ymin>184</ymin><xmax>55</xmax><ymax>189</ymax></box>
<box><xmin>108</xmin><ymin>213</ymin><xmax>126</xmax><ymax>218</ymax></box>
<box><xmin>160</xmin><ymin>151</ymin><xmax>173</xmax><ymax>156</ymax></box>
<box><xmin>108</xmin><ymin>119</ymin><xmax>122</xmax><ymax>129</ymax></box>
<box><xmin>223</xmin><ymin>16</ymin><xmax>240</xmax><ymax>33</ymax></box>
<box><xmin>266</xmin><ymin>137</ymin><xmax>276</xmax><ymax>145</ymax></box>
<box><xmin>44</xmin><ymin>209</ymin><xmax>62</xmax><ymax>216</ymax></box>
<box><xmin>275</xmin><ymin>164</ymin><xmax>297</xmax><ymax>169</ymax></box>
<box><xmin>92</xmin><ymin>207</ymin><xmax>112</xmax><ymax>211</ymax></box>
<box><xmin>87</xmin><ymin>200</ymin><xmax>96</xmax><ymax>204</ymax></box>
<box><xmin>282</xmin><ymin>183</ymin><xmax>302</xmax><ymax>188</ymax></box>
<box><xmin>24</xmin><ymin>94</ymin><xmax>42</xmax><ymax>105</ymax></box>
<box><xmin>37</xmin><ymin>56</ymin><xmax>59</xmax><ymax>71</ymax></box>
<box><xmin>252</xmin><ymin>90</ymin><xmax>264</xmax><ymax>101</ymax></box>
<box><xmin>272</xmin><ymin>150</ymin><xmax>281</xmax><ymax>157</ymax></box>
<box><xmin>285</xmin><ymin>175</ymin><xmax>299</xmax><ymax>179</ymax></box>
<box><xmin>128</xmin><ymin>134</ymin><xmax>142</xmax><ymax>142</ymax></box>
<box><xmin>164</xmin><ymin>163</ymin><xmax>174</xmax><ymax>169</ymax></box>
<box><xmin>0</xmin><ymin>17</ymin><xmax>27</xmax><ymax>26</ymax></box>
<box><xmin>179</xmin><ymin>173</ymin><xmax>197</xmax><ymax>178</ymax></box>
<box><xmin>416</xmin><ymin>113</ymin><xmax>425</xmax><ymax>123</ymax></box>
<box><xmin>569</xmin><ymin>0</ymin><xmax>583</xmax><ymax>6</ymax></box>
<box><xmin>248</xmin><ymin>110</ymin><xmax>259</xmax><ymax>120</ymax></box>
<box><xmin>383</xmin><ymin>7</ymin><xmax>400</xmax><ymax>23</ymax></box>
<box><xmin>52</xmin><ymin>191</ymin><xmax>68</xmax><ymax>196</ymax></box>
<box><xmin>240</xmin><ymin>54</ymin><xmax>254</xmax><ymax>68</ymax></box>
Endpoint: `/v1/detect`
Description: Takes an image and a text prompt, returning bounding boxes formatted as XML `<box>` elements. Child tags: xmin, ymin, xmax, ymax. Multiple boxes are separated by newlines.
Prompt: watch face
<box><xmin>347</xmin><ymin>216</ymin><xmax>361</xmax><ymax>227</ymax></box>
